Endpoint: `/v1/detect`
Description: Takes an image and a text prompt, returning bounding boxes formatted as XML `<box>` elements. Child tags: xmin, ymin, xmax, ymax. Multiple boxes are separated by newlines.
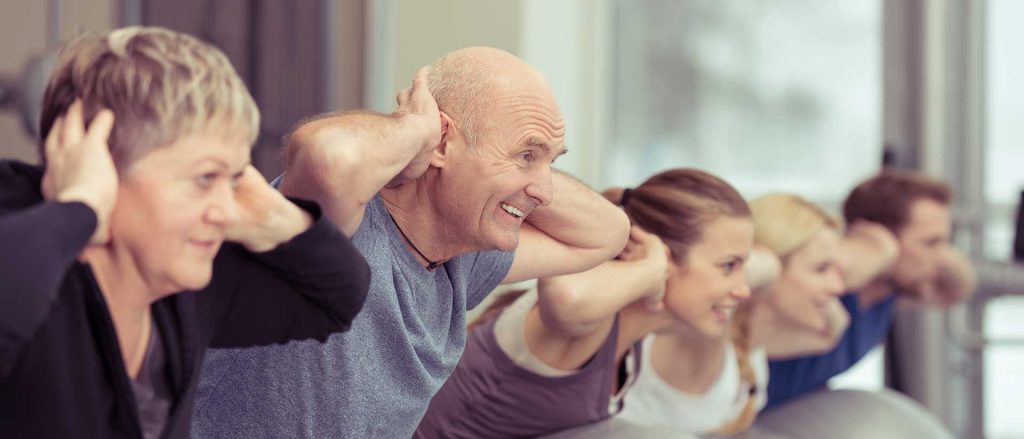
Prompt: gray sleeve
<box><xmin>465</xmin><ymin>249</ymin><xmax>515</xmax><ymax>310</ymax></box>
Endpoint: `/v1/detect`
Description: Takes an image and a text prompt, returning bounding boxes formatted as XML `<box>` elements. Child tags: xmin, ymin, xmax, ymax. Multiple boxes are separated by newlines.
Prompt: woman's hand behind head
<box><xmin>41</xmin><ymin>99</ymin><xmax>117</xmax><ymax>245</ymax></box>
<box><xmin>621</xmin><ymin>226</ymin><xmax>671</xmax><ymax>311</ymax></box>
<box><xmin>224</xmin><ymin>166</ymin><xmax>313</xmax><ymax>253</ymax></box>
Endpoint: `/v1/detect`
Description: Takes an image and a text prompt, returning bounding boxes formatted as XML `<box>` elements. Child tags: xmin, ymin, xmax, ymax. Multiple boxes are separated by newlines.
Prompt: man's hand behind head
<box><xmin>388</xmin><ymin>66</ymin><xmax>444</xmax><ymax>187</ymax></box>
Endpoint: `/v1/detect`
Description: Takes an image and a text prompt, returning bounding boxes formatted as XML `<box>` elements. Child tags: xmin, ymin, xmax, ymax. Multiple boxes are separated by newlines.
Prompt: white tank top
<box><xmin>617</xmin><ymin>334</ymin><xmax>768</xmax><ymax>435</ymax></box>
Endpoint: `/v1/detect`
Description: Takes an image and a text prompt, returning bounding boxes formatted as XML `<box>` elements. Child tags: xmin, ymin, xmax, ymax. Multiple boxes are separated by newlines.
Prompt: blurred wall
<box><xmin>390</xmin><ymin>1</ymin><xmax>521</xmax><ymax>99</ymax></box>
<box><xmin>0</xmin><ymin>0</ymin><xmax>115</xmax><ymax>163</ymax></box>
<box><xmin>0</xmin><ymin>0</ymin><xmax>363</xmax><ymax>176</ymax></box>
<box><xmin>375</xmin><ymin>0</ymin><xmax>610</xmax><ymax>186</ymax></box>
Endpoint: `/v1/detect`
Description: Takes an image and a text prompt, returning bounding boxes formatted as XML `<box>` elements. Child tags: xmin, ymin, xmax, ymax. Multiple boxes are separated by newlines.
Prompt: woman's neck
<box><xmin>650</xmin><ymin>330</ymin><xmax>727</xmax><ymax>395</ymax></box>
<box><xmin>746</xmin><ymin>300</ymin><xmax>782</xmax><ymax>349</ymax></box>
<box><xmin>615</xmin><ymin>304</ymin><xmax>679</xmax><ymax>359</ymax></box>
<box><xmin>81</xmin><ymin>245</ymin><xmax>157</xmax><ymax>379</ymax></box>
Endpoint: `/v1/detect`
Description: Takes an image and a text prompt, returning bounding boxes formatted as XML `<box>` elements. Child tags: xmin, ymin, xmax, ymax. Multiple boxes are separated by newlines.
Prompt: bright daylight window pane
<box><xmin>984</xmin><ymin>1</ymin><xmax>1024</xmax><ymax>437</ymax></box>
<box><xmin>984</xmin><ymin>0</ymin><xmax>1024</xmax><ymax>262</ymax></box>
<box><xmin>607</xmin><ymin>0</ymin><xmax>882</xmax><ymax>204</ymax></box>
<box><xmin>984</xmin><ymin>297</ymin><xmax>1024</xmax><ymax>439</ymax></box>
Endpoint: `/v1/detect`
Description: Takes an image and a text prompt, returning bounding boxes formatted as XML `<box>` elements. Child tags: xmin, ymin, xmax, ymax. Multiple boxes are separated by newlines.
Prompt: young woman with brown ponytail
<box><xmin>619</xmin><ymin>193</ymin><xmax>850</xmax><ymax>435</ymax></box>
<box><xmin>414</xmin><ymin>168</ymin><xmax>767</xmax><ymax>438</ymax></box>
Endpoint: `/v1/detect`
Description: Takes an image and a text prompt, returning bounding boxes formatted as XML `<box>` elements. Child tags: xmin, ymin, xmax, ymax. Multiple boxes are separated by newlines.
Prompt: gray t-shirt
<box><xmin>191</xmin><ymin>194</ymin><xmax>514</xmax><ymax>438</ymax></box>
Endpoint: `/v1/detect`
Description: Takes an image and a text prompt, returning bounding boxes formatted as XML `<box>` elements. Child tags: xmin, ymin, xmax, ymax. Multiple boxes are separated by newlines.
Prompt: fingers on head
<box><xmin>85</xmin><ymin>109</ymin><xmax>115</xmax><ymax>144</ymax></box>
<box><xmin>396</xmin><ymin>88</ymin><xmax>412</xmax><ymax>106</ymax></box>
<box><xmin>63</xmin><ymin>100</ymin><xmax>86</xmax><ymax>144</ymax></box>
<box><xmin>45</xmin><ymin>116</ymin><xmax>65</xmax><ymax>157</ymax></box>
<box><xmin>414</xmin><ymin>66</ymin><xmax>430</xmax><ymax>87</ymax></box>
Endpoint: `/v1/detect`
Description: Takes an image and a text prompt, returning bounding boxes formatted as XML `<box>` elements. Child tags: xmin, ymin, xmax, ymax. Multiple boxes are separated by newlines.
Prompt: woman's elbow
<box><xmin>538</xmin><ymin>280</ymin><xmax>585</xmax><ymax>319</ymax></box>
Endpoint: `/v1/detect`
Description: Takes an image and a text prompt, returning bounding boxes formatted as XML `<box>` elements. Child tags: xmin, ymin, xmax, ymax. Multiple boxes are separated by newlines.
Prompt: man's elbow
<box><xmin>288</xmin><ymin>130</ymin><xmax>370</xmax><ymax>204</ymax></box>
<box><xmin>598</xmin><ymin>208</ymin><xmax>630</xmax><ymax>259</ymax></box>
<box><xmin>561</xmin><ymin>209</ymin><xmax>628</xmax><ymax>276</ymax></box>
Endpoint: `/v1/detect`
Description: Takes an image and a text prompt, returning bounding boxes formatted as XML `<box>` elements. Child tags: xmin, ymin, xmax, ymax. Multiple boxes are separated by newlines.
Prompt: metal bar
<box><xmin>948</xmin><ymin>261</ymin><xmax>1024</xmax><ymax>350</ymax></box>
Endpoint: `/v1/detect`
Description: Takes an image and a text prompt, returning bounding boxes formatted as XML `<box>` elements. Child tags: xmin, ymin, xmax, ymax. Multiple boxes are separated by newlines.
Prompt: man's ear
<box><xmin>432</xmin><ymin>111</ymin><xmax>455</xmax><ymax>168</ymax></box>
<box><xmin>439</xmin><ymin>111</ymin><xmax>451</xmax><ymax>143</ymax></box>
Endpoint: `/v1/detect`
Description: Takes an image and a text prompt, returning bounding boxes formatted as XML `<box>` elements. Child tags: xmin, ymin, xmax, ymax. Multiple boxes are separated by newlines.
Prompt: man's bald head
<box><xmin>427</xmin><ymin>47</ymin><xmax>553</xmax><ymax>147</ymax></box>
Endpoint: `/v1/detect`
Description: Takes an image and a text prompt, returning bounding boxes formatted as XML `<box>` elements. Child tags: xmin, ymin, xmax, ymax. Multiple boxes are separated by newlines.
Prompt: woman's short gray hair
<box><xmin>39</xmin><ymin>26</ymin><xmax>259</xmax><ymax>168</ymax></box>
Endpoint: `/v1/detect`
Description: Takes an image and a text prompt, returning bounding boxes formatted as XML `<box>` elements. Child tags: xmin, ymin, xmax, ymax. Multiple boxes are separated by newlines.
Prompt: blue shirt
<box><xmin>764</xmin><ymin>291</ymin><xmax>898</xmax><ymax>409</ymax></box>
<box><xmin>191</xmin><ymin>194</ymin><xmax>515</xmax><ymax>438</ymax></box>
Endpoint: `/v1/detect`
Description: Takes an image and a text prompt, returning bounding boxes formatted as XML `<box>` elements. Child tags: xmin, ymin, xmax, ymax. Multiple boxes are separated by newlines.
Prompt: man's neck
<box><xmin>379</xmin><ymin>180</ymin><xmax>478</xmax><ymax>269</ymax></box>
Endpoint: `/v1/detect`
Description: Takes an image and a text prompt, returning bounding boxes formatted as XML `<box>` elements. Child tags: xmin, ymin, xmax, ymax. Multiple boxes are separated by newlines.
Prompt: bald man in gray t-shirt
<box><xmin>191</xmin><ymin>50</ymin><xmax>630</xmax><ymax>438</ymax></box>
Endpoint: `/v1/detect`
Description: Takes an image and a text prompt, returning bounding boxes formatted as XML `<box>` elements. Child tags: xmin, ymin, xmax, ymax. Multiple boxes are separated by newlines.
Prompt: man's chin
<box><xmin>489</xmin><ymin>232</ymin><xmax>520</xmax><ymax>253</ymax></box>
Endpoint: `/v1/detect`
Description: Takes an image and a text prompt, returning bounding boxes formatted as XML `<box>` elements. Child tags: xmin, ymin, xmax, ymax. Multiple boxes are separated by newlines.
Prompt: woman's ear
<box><xmin>666</xmin><ymin>248</ymin><xmax>679</xmax><ymax>277</ymax></box>
<box><xmin>431</xmin><ymin>111</ymin><xmax>454</xmax><ymax>168</ymax></box>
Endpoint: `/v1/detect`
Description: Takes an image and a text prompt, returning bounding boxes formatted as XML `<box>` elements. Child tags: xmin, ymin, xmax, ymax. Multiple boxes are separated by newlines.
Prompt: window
<box><xmin>983</xmin><ymin>1</ymin><xmax>1024</xmax><ymax>437</ymax></box>
<box><xmin>607</xmin><ymin>0</ymin><xmax>882</xmax><ymax>204</ymax></box>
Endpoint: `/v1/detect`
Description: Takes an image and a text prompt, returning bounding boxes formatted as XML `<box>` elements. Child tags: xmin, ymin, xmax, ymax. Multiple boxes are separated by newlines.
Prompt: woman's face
<box><xmin>108</xmin><ymin>130</ymin><xmax>251</xmax><ymax>295</ymax></box>
<box><xmin>769</xmin><ymin>228</ymin><xmax>846</xmax><ymax>332</ymax></box>
<box><xmin>662</xmin><ymin>216</ymin><xmax>755</xmax><ymax>339</ymax></box>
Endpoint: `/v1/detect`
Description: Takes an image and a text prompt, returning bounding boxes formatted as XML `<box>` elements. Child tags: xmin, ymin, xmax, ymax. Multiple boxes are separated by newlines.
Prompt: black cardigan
<box><xmin>0</xmin><ymin>161</ymin><xmax>370</xmax><ymax>439</ymax></box>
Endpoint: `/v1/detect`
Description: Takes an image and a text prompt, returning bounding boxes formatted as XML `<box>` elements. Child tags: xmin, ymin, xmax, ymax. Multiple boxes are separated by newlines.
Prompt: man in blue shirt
<box><xmin>765</xmin><ymin>170</ymin><xmax>976</xmax><ymax>409</ymax></box>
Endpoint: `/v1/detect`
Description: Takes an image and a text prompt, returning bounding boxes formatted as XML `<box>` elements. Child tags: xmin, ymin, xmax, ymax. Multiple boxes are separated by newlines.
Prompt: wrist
<box><xmin>395</xmin><ymin>111</ymin><xmax>437</xmax><ymax>152</ymax></box>
<box><xmin>256</xmin><ymin>201</ymin><xmax>312</xmax><ymax>251</ymax></box>
<box><xmin>275</xmin><ymin>201</ymin><xmax>313</xmax><ymax>242</ymax></box>
<box><xmin>55</xmin><ymin>189</ymin><xmax>103</xmax><ymax>219</ymax></box>
<box><xmin>639</xmin><ymin>257</ymin><xmax>668</xmax><ymax>297</ymax></box>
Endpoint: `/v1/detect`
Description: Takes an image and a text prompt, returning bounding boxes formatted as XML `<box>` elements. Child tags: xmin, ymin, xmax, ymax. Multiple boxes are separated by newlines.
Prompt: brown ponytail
<box><xmin>605</xmin><ymin>169</ymin><xmax>750</xmax><ymax>262</ymax></box>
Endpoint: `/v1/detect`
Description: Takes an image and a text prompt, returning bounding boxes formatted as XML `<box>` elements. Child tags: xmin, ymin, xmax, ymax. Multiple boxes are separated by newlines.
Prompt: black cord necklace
<box><xmin>388</xmin><ymin>212</ymin><xmax>445</xmax><ymax>270</ymax></box>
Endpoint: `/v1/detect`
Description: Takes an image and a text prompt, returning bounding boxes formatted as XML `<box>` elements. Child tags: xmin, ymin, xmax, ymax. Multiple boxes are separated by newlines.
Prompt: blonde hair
<box><xmin>715</xmin><ymin>306</ymin><xmax>759</xmax><ymax>433</ymax></box>
<box><xmin>751</xmin><ymin>193</ymin><xmax>841</xmax><ymax>260</ymax></box>
<box><xmin>717</xmin><ymin>193</ymin><xmax>841</xmax><ymax>433</ymax></box>
<box><xmin>39</xmin><ymin>26</ymin><xmax>259</xmax><ymax>168</ymax></box>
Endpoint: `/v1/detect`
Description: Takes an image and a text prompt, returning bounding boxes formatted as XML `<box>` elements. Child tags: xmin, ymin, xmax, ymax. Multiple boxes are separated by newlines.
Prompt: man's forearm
<box><xmin>501</xmin><ymin>172</ymin><xmax>629</xmax><ymax>284</ymax></box>
<box><xmin>537</xmin><ymin>259</ymin><xmax>660</xmax><ymax>336</ymax></box>
<box><xmin>933</xmin><ymin>249</ymin><xmax>977</xmax><ymax>306</ymax></box>
<box><xmin>526</xmin><ymin>172</ymin><xmax>629</xmax><ymax>252</ymax></box>
<box><xmin>839</xmin><ymin>230</ymin><xmax>898</xmax><ymax>291</ymax></box>
<box><xmin>280</xmin><ymin>111</ymin><xmax>430</xmax><ymax>230</ymax></box>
